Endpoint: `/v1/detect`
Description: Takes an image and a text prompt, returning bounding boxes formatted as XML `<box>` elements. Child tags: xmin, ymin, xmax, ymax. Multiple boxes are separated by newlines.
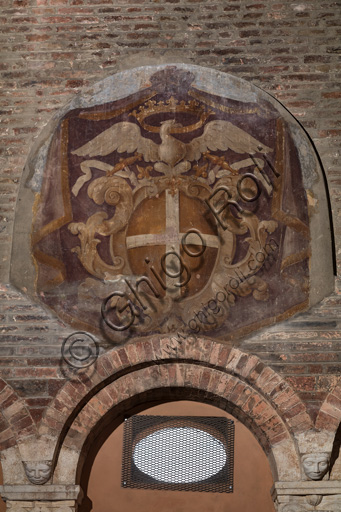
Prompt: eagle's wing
<box><xmin>72</xmin><ymin>122</ymin><xmax>159</xmax><ymax>162</ymax></box>
<box><xmin>186</xmin><ymin>120</ymin><xmax>273</xmax><ymax>161</ymax></box>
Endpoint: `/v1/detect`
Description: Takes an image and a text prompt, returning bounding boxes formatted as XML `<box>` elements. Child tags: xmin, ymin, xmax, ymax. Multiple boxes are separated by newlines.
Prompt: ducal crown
<box><xmin>131</xmin><ymin>97</ymin><xmax>212</xmax><ymax>133</ymax></box>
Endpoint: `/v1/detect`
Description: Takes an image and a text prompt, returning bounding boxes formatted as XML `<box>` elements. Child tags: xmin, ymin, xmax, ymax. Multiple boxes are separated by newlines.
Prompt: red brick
<box><xmin>117</xmin><ymin>348</ymin><xmax>130</xmax><ymax>368</ymax></box>
<box><xmin>29</xmin><ymin>408</ymin><xmax>45</xmax><ymax>424</ymax></box>
<box><xmin>86</xmin><ymin>395</ymin><xmax>108</xmax><ymax>417</ymax></box>
<box><xmin>182</xmin><ymin>336</ymin><xmax>203</xmax><ymax>361</ymax></box>
<box><xmin>287</xmin><ymin>411</ymin><xmax>312</xmax><ymax>430</ymax></box>
<box><xmin>26</xmin><ymin>35</ymin><xmax>50</xmax><ymax>42</ymax></box>
<box><xmin>167</xmin><ymin>364</ymin><xmax>185</xmax><ymax>388</ymax></box>
<box><xmin>243</xmin><ymin>393</ymin><xmax>263</xmax><ymax>415</ymax></box>
<box><xmin>319</xmin><ymin>400</ymin><xmax>341</xmax><ymax>420</ymax></box>
<box><xmin>0</xmin><ymin>380</ymin><xmax>7</xmax><ymax>394</ymax></box>
<box><xmin>158</xmin><ymin>364</ymin><xmax>171</xmax><ymax>388</ymax></box>
<box><xmin>267</xmin><ymin>424</ymin><xmax>287</xmax><ymax>444</ymax></box>
<box><xmin>229</xmin><ymin>382</ymin><xmax>247</xmax><ymax>403</ymax></box>
<box><xmin>270</xmin><ymin>430</ymin><xmax>289</xmax><ymax>445</ymax></box>
<box><xmin>0</xmin><ymin>427</ymin><xmax>15</xmax><ymax>446</ymax></box>
<box><xmin>316</xmin><ymin>411</ymin><xmax>340</xmax><ymax>431</ymax></box>
<box><xmin>208</xmin><ymin>344</ymin><xmax>231</xmax><ymax>368</ymax></box>
<box><xmin>238</xmin><ymin>354</ymin><xmax>259</xmax><ymax>379</ymax></box>
<box><xmin>144</xmin><ymin>366</ymin><xmax>164</xmax><ymax>389</ymax></box>
<box><xmin>331</xmin><ymin>383</ymin><xmax>341</xmax><ymax>400</ymax></box>
<box><xmin>225</xmin><ymin>348</ymin><xmax>243</xmax><ymax>372</ymax></box>
<box><xmin>2</xmin><ymin>400</ymin><xmax>26</xmax><ymax>422</ymax></box>
<box><xmin>199</xmin><ymin>368</ymin><xmax>211</xmax><ymax>390</ymax></box>
<box><xmin>206</xmin><ymin>371</ymin><xmax>223</xmax><ymax>395</ymax></box>
<box><xmin>10</xmin><ymin>414</ymin><xmax>34</xmax><ymax>434</ymax></box>
<box><xmin>286</xmin><ymin>376</ymin><xmax>316</xmax><ymax>392</ymax></box>
<box><xmin>77</xmin><ymin>371</ymin><xmax>101</xmax><ymax>393</ymax></box>
<box><xmin>252</xmin><ymin>401</ymin><xmax>275</xmax><ymax>425</ymax></box>
<box><xmin>113</xmin><ymin>375</ymin><xmax>134</xmax><ymax>402</ymax></box>
<box><xmin>260</xmin><ymin>415</ymin><xmax>283</xmax><ymax>436</ymax></box>
<box><xmin>104</xmin><ymin>383</ymin><xmax>120</xmax><ymax>406</ymax></box>
<box><xmin>106</xmin><ymin>350</ymin><xmax>123</xmax><ymax>373</ymax></box>
<box><xmin>235</xmin><ymin>386</ymin><xmax>253</xmax><ymax>408</ymax></box>
<box><xmin>248</xmin><ymin>362</ymin><xmax>266</xmax><ymax>383</ymax></box>
<box><xmin>184</xmin><ymin>364</ymin><xmax>202</xmax><ymax>389</ymax></box>
<box><xmin>255</xmin><ymin>367</ymin><xmax>277</xmax><ymax>391</ymax></box>
<box><xmin>322</xmin><ymin>91</ymin><xmax>341</xmax><ymax>98</ymax></box>
<box><xmin>97</xmin><ymin>388</ymin><xmax>115</xmax><ymax>410</ymax></box>
<box><xmin>282</xmin><ymin>402</ymin><xmax>306</xmax><ymax>421</ymax></box>
<box><xmin>61</xmin><ymin>381</ymin><xmax>83</xmax><ymax>405</ymax></box>
<box><xmin>99</xmin><ymin>354</ymin><xmax>115</xmax><ymax>376</ymax></box>
<box><xmin>0</xmin><ymin>386</ymin><xmax>14</xmax><ymax>408</ymax></box>
<box><xmin>150</xmin><ymin>337</ymin><xmax>163</xmax><ymax>361</ymax></box>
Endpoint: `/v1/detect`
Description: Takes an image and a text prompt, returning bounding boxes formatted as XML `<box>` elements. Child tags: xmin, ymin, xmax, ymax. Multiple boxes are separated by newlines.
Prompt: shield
<box><xmin>126</xmin><ymin>189</ymin><xmax>227</xmax><ymax>300</ymax></box>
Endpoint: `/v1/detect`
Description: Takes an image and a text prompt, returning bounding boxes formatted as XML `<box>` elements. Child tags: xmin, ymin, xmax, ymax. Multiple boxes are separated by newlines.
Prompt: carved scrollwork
<box><xmin>68</xmin><ymin>176</ymin><xmax>133</xmax><ymax>280</ymax></box>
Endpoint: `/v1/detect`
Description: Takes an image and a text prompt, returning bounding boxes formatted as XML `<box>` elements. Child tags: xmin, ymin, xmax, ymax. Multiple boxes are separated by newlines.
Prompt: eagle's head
<box><xmin>160</xmin><ymin>119</ymin><xmax>182</xmax><ymax>135</ymax></box>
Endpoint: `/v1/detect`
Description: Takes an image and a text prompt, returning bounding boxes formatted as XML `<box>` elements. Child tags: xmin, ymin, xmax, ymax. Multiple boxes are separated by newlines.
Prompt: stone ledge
<box><xmin>0</xmin><ymin>485</ymin><xmax>82</xmax><ymax>502</ymax></box>
<box><xmin>272</xmin><ymin>480</ymin><xmax>341</xmax><ymax>499</ymax></box>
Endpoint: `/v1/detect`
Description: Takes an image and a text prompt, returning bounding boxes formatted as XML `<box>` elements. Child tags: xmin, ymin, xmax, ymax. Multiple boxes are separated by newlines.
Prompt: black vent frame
<box><xmin>122</xmin><ymin>415</ymin><xmax>234</xmax><ymax>493</ymax></box>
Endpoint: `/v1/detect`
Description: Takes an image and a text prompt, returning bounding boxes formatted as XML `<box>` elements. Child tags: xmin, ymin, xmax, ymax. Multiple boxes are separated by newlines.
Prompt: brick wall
<box><xmin>0</xmin><ymin>0</ymin><xmax>340</xmax><ymax>426</ymax></box>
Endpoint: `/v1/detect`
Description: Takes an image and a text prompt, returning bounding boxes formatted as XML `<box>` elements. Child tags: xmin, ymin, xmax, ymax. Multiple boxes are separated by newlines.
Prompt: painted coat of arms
<box><xmin>30</xmin><ymin>67</ymin><xmax>310</xmax><ymax>343</ymax></box>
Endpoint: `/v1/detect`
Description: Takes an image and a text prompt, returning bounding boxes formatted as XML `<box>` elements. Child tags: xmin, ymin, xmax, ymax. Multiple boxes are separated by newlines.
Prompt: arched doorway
<box><xmin>82</xmin><ymin>400</ymin><xmax>275</xmax><ymax>512</ymax></box>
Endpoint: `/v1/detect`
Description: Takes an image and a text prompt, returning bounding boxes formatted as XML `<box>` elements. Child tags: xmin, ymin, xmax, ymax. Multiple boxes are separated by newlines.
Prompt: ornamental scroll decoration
<box><xmin>30</xmin><ymin>67</ymin><xmax>311</xmax><ymax>342</ymax></box>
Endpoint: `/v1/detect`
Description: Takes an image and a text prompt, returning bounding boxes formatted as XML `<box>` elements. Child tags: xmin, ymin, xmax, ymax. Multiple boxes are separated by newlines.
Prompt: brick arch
<box><xmin>53</xmin><ymin>362</ymin><xmax>301</xmax><ymax>486</ymax></box>
<box><xmin>0</xmin><ymin>377</ymin><xmax>37</xmax><ymax>452</ymax></box>
<box><xmin>66</xmin><ymin>364</ymin><xmax>292</xmax><ymax>447</ymax></box>
<box><xmin>316</xmin><ymin>377</ymin><xmax>341</xmax><ymax>432</ymax></box>
<box><xmin>35</xmin><ymin>337</ymin><xmax>315</xmax><ymax>485</ymax></box>
<box><xmin>40</xmin><ymin>337</ymin><xmax>313</xmax><ymax>442</ymax></box>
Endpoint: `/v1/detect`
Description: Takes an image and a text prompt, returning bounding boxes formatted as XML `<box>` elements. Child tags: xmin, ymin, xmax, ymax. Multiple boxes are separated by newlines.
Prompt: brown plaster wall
<box><xmin>86</xmin><ymin>401</ymin><xmax>275</xmax><ymax>512</ymax></box>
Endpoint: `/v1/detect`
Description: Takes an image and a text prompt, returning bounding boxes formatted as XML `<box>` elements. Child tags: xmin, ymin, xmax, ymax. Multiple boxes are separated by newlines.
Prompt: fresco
<box><xmin>29</xmin><ymin>66</ymin><xmax>311</xmax><ymax>343</ymax></box>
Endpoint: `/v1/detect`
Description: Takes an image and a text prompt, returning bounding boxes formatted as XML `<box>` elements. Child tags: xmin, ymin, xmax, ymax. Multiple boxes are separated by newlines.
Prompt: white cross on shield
<box><xmin>126</xmin><ymin>189</ymin><xmax>221</xmax><ymax>299</ymax></box>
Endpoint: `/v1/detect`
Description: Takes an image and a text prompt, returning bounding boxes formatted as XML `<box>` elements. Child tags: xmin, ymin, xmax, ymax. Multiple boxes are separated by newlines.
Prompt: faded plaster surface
<box><xmin>10</xmin><ymin>64</ymin><xmax>334</xmax><ymax>343</ymax></box>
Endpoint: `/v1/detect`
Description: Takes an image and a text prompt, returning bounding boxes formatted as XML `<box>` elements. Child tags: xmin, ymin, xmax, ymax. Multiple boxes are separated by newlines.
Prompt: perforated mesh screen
<box><xmin>122</xmin><ymin>415</ymin><xmax>234</xmax><ymax>493</ymax></box>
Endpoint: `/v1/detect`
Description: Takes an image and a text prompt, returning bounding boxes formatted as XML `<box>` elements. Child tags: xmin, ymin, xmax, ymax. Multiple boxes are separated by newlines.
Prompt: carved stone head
<box><xmin>301</xmin><ymin>453</ymin><xmax>329</xmax><ymax>480</ymax></box>
<box><xmin>23</xmin><ymin>460</ymin><xmax>52</xmax><ymax>485</ymax></box>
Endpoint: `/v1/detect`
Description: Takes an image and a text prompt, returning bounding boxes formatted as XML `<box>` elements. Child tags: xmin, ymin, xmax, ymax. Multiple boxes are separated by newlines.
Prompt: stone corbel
<box><xmin>272</xmin><ymin>480</ymin><xmax>341</xmax><ymax>511</ymax></box>
<box><xmin>301</xmin><ymin>453</ymin><xmax>330</xmax><ymax>481</ymax></box>
<box><xmin>22</xmin><ymin>462</ymin><xmax>52</xmax><ymax>486</ymax></box>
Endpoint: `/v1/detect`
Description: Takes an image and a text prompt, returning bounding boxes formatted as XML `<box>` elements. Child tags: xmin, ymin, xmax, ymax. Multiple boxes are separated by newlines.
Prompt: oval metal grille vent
<box><xmin>122</xmin><ymin>415</ymin><xmax>234</xmax><ymax>493</ymax></box>
<box><xmin>133</xmin><ymin>427</ymin><xmax>227</xmax><ymax>483</ymax></box>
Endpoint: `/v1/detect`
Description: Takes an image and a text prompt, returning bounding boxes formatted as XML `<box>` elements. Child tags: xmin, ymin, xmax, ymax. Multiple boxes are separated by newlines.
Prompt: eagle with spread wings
<box><xmin>71</xmin><ymin>119</ymin><xmax>272</xmax><ymax>193</ymax></box>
